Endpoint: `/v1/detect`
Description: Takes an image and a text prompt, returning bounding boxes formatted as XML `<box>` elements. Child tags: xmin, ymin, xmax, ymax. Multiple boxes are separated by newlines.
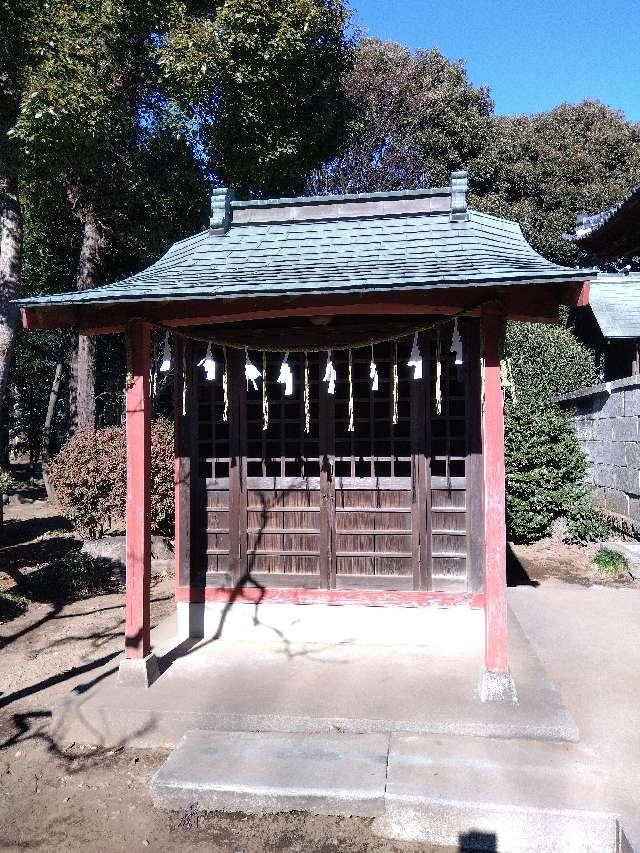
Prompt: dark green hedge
<box><xmin>503</xmin><ymin>321</ymin><xmax>608</xmax><ymax>544</ymax></box>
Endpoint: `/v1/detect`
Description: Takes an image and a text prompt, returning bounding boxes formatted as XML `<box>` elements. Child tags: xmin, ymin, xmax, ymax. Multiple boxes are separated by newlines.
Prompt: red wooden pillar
<box><xmin>124</xmin><ymin>320</ymin><xmax>152</xmax><ymax>659</ymax></box>
<box><xmin>480</xmin><ymin>305</ymin><xmax>515</xmax><ymax>700</ymax></box>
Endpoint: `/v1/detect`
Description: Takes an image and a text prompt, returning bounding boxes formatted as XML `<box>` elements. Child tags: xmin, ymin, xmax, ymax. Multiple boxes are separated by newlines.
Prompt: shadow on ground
<box><xmin>459</xmin><ymin>829</ymin><xmax>498</xmax><ymax>850</ymax></box>
<box><xmin>507</xmin><ymin>543</ymin><xmax>540</xmax><ymax>587</ymax></box>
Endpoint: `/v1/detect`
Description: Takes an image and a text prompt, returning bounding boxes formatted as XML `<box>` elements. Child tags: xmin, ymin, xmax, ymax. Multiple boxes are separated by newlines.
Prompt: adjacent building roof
<box><xmin>18</xmin><ymin>172</ymin><xmax>591</xmax><ymax>317</ymax></box>
<box><xmin>573</xmin><ymin>184</ymin><xmax>640</xmax><ymax>262</ymax></box>
<box><xmin>588</xmin><ymin>272</ymin><xmax>640</xmax><ymax>339</ymax></box>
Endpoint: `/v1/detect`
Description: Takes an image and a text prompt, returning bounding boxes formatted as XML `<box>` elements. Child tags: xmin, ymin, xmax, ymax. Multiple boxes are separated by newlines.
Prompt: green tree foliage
<box><xmin>14</xmin><ymin>1</ymin><xmax>209</xmax><ymax>272</ymax></box>
<box><xmin>159</xmin><ymin>0</ymin><xmax>354</xmax><ymax>196</ymax></box>
<box><xmin>505</xmin><ymin>320</ymin><xmax>599</xmax><ymax>399</ymax></box>
<box><xmin>505</xmin><ymin>394</ymin><xmax>607</xmax><ymax>544</ymax></box>
<box><xmin>471</xmin><ymin>101</ymin><xmax>640</xmax><ymax>265</ymax></box>
<box><xmin>310</xmin><ymin>43</ymin><xmax>640</xmax><ymax>272</ymax></box>
<box><xmin>6</xmin><ymin>0</ymin><xmax>353</xmax><ymax>434</ymax></box>
<box><xmin>309</xmin><ymin>37</ymin><xmax>492</xmax><ymax>194</ymax></box>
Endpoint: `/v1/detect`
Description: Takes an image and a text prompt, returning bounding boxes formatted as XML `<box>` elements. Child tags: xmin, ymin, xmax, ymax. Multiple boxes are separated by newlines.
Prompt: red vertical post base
<box><xmin>118</xmin><ymin>319</ymin><xmax>159</xmax><ymax>688</ymax></box>
<box><xmin>480</xmin><ymin>306</ymin><xmax>517</xmax><ymax>704</ymax></box>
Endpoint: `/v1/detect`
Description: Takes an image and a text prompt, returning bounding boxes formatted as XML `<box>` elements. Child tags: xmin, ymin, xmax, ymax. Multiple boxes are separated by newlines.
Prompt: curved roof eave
<box><xmin>17</xmin><ymin>207</ymin><xmax>595</xmax><ymax>313</ymax></box>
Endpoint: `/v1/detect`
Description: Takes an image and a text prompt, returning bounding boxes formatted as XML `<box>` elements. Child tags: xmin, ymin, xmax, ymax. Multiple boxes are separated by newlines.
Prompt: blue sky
<box><xmin>350</xmin><ymin>0</ymin><xmax>640</xmax><ymax>121</ymax></box>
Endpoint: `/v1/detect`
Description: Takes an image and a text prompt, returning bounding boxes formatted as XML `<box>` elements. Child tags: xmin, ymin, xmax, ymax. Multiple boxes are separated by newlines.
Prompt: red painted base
<box><xmin>175</xmin><ymin>586</ymin><xmax>484</xmax><ymax>609</ymax></box>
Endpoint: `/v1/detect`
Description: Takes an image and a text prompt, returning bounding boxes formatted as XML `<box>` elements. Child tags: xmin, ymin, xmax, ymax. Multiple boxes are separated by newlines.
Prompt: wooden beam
<box><xmin>480</xmin><ymin>305</ymin><xmax>509</xmax><ymax>674</ymax></box>
<box><xmin>124</xmin><ymin>320</ymin><xmax>152</xmax><ymax>659</ymax></box>
<box><xmin>176</xmin><ymin>584</ymin><xmax>484</xmax><ymax>609</ymax></box>
<box><xmin>22</xmin><ymin>283</ymin><xmax>577</xmax><ymax>335</ymax></box>
<box><xmin>174</xmin><ymin>338</ymin><xmax>192</xmax><ymax>589</ymax></box>
<box><xmin>464</xmin><ymin>318</ymin><xmax>484</xmax><ymax>594</ymax></box>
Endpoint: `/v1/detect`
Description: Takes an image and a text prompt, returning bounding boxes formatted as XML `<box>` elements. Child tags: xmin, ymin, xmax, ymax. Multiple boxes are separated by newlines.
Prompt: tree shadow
<box><xmin>2</xmin><ymin>512</ymin><xmax>73</xmax><ymax>547</ymax></box>
<box><xmin>0</xmin><ymin>650</ymin><xmax>121</xmax><ymax>714</ymax></box>
<box><xmin>159</xmin><ymin>484</ymin><xmax>353</xmax><ymax>670</ymax></box>
<box><xmin>506</xmin><ymin>543</ymin><xmax>540</xmax><ymax>587</ymax></box>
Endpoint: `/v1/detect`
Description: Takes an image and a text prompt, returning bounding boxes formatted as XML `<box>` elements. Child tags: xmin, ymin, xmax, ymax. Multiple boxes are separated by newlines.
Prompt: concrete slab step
<box><xmin>374</xmin><ymin>734</ymin><xmax>626</xmax><ymax>853</ymax></box>
<box><xmin>150</xmin><ymin>730</ymin><xmax>630</xmax><ymax>853</ymax></box>
<box><xmin>150</xmin><ymin>730</ymin><xmax>389</xmax><ymax>817</ymax></box>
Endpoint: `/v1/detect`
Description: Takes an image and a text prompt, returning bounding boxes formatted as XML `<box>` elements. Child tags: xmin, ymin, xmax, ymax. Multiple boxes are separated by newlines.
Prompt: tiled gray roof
<box><xmin>572</xmin><ymin>184</ymin><xmax>640</xmax><ymax>262</ymax></box>
<box><xmin>19</xmin><ymin>181</ymin><xmax>591</xmax><ymax>312</ymax></box>
<box><xmin>589</xmin><ymin>273</ymin><xmax>640</xmax><ymax>339</ymax></box>
<box><xmin>574</xmin><ymin>185</ymin><xmax>640</xmax><ymax>241</ymax></box>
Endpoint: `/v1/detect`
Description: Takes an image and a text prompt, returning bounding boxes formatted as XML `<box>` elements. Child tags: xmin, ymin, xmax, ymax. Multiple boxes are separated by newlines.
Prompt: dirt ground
<box><xmin>0</xmin><ymin>493</ymin><xmax>452</xmax><ymax>852</ymax></box>
<box><xmin>509</xmin><ymin>518</ymin><xmax>639</xmax><ymax>588</ymax></box>
<box><xmin>0</xmin><ymin>482</ymin><xmax>636</xmax><ymax>852</ymax></box>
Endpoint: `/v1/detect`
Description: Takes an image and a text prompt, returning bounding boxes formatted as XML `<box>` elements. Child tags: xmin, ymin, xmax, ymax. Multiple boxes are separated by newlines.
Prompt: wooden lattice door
<box><xmin>192</xmin><ymin>321</ymin><xmax>478</xmax><ymax>593</ymax></box>
<box><xmin>244</xmin><ymin>351</ymin><xmax>323</xmax><ymax>587</ymax></box>
<box><xmin>331</xmin><ymin>342</ymin><xmax>424</xmax><ymax>590</ymax></box>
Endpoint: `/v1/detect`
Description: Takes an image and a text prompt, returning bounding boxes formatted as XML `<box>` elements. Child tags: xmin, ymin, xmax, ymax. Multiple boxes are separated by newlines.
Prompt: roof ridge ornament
<box><xmin>210</xmin><ymin>187</ymin><xmax>235</xmax><ymax>234</ymax></box>
<box><xmin>450</xmin><ymin>170</ymin><xmax>469</xmax><ymax>222</ymax></box>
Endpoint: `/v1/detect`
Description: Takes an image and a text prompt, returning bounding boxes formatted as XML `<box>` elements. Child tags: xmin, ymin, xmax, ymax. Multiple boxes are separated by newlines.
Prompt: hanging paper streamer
<box><xmin>277</xmin><ymin>352</ymin><xmax>294</xmax><ymax>396</ymax></box>
<box><xmin>369</xmin><ymin>344</ymin><xmax>379</xmax><ymax>392</ymax></box>
<box><xmin>245</xmin><ymin>348</ymin><xmax>261</xmax><ymax>391</ymax></box>
<box><xmin>304</xmin><ymin>352</ymin><xmax>310</xmax><ymax>434</ymax></box>
<box><xmin>435</xmin><ymin>330</ymin><xmax>442</xmax><ymax>415</ymax></box>
<box><xmin>450</xmin><ymin>319</ymin><xmax>463</xmax><ymax>366</ymax></box>
<box><xmin>407</xmin><ymin>332</ymin><xmax>423</xmax><ymax>380</ymax></box>
<box><xmin>181</xmin><ymin>349</ymin><xmax>187</xmax><ymax>416</ymax></box>
<box><xmin>392</xmin><ymin>342</ymin><xmax>398</xmax><ymax>426</ymax></box>
<box><xmin>159</xmin><ymin>332</ymin><xmax>171</xmax><ymax>372</ymax></box>
<box><xmin>222</xmin><ymin>346</ymin><xmax>229</xmax><ymax>422</ymax></box>
<box><xmin>262</xmin><ymin>351</ymin><xmax>269</xmax><ymax>431</ymax></box>
<box><xmin>348</xmin><ymin>349</ymin><xmax>355</xmax><ymax>432</ymax></box>
<box><xmin>198</xmin><ymin>342</ymin><xmax>216</xmax><ymax>381</ymax></box>
<box><xmin>323</xmin><ymin>350</ymin><xmax>336</xmax><ymax>395</ymax></box>
<box><xmin>507</xmin><ymin>357</ymin><xmax>517</xmax><ymax>404</ymax></box>
<box><xmin>500</xmin><ymin>357</ymin><xmax>517</xmax><ymax>405</ymax></box>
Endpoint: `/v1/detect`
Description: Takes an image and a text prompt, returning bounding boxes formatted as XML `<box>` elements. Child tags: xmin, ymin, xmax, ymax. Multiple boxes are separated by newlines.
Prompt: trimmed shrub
<box><xmin>0</xmin><ymin>591</ymin><xmax>28</xmax><ymax>622</ymax></box>
<box><xmin>504</xmin><ymin>321</ymin><xmax>606</xmax><ymax>544</ymax></box>
<box><xmin>505</xmin><ymin>320</ymin><xmax>599</xmax><ymax>398</ymax></box>
<box><xmin>24</xmin><ymin>551</ymin><xmax>123</xmax><ymax>602</ymax></box>
<box><xmin>50</xmin><ymin>418</ymin><xmax>174</xmax><ymax>538</ymax></box>
<box><xmin>564</xmin><ymin>491</ymin><xmax>609</xmax><ymax>546</ymax></box>
<box><xmin>505</xmin><ymin>394</ymin><xmax>608</xmax><ymax>544</ymax></box>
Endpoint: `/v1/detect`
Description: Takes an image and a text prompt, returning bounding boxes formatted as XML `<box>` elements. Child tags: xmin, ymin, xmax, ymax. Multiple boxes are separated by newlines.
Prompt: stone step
<box><xmin>150</xmin><ymin>730</ymin><xmax>389</xmax><ymax>817</ymax></box>
<box><xmin>374</xmin><ymin>734</ymin><xmax>629</xmax><ymax>853</ymax></box>
<box><xmin>150</xmin><ymin>730</ymin><xmax>630</xmax><ymax>853</ymax></box>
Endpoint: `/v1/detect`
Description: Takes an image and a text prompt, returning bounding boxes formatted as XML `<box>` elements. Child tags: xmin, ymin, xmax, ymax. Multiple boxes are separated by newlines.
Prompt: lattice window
<box><xmin>245</xmin><ymin>351</ymin><xmax>320</xmax><ymax>479</ymax></box>
<box><xmin>429</xmin><ymin>329</ymin><xmax>466</xmax><ymax>480</ymax></box>
<box><xmin>333</xmin><ymin>342</ymin><xmax>411</xmax><ymax>479</ymax></box>
<box><xmin>195</xmin><ymin>345</ymin><xmax>229</xmax><ymax>480</ymax></box>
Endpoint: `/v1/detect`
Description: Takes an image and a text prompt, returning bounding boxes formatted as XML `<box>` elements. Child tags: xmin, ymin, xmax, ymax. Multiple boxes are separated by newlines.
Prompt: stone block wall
<box><xmin>556</xmin><ymin>376</ymin><xmax>640</xmax><ymax>530</ymax></box>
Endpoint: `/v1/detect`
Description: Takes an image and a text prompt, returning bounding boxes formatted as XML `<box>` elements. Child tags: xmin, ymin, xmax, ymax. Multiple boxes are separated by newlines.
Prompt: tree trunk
<box><xmin>0</xmin><ymin>165</ymin><xmax>22</xmax><ymax>456</ymax></box>
<box><xmin>41</xmin><ymin>362</ymin><xmax>63</xmax><ymax>503</ymax></box>
<box><xmin>66</xmin><ymin>184</ymin><xmax>106</xmax><ymax>432</ymax></box>
<box><xmin>70</xmin><ymin>334</ymin><xmax>96</xmax><ymax>431</ymax></box>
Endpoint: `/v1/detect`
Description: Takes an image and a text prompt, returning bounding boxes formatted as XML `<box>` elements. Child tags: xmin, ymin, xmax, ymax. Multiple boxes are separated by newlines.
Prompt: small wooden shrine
<box><xmin>19</xmin><ymin>171</ymin><xmax>592</xmax><ymax>696</ymax></box>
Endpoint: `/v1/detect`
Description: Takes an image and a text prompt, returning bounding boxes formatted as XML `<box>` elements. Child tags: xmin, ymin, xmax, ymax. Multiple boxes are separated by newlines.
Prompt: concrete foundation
<box><xmin>51</xmin><ymin>605</ymin><xmax>577</xmax><ymax>748</ymax></box>
<box><xmin>479</xmin><ymin>669</ymin><xmax>518</xmax><ymax>703</ymax></box>
<box><xmin>117</xmin><ymin>653</ymin><xmax>160</xmax><ymax>689</ymax></box>
<box><xmin>175</xmin><ymin>599</ymin><xmax>484</xmax><ymax>654</ymax></box>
